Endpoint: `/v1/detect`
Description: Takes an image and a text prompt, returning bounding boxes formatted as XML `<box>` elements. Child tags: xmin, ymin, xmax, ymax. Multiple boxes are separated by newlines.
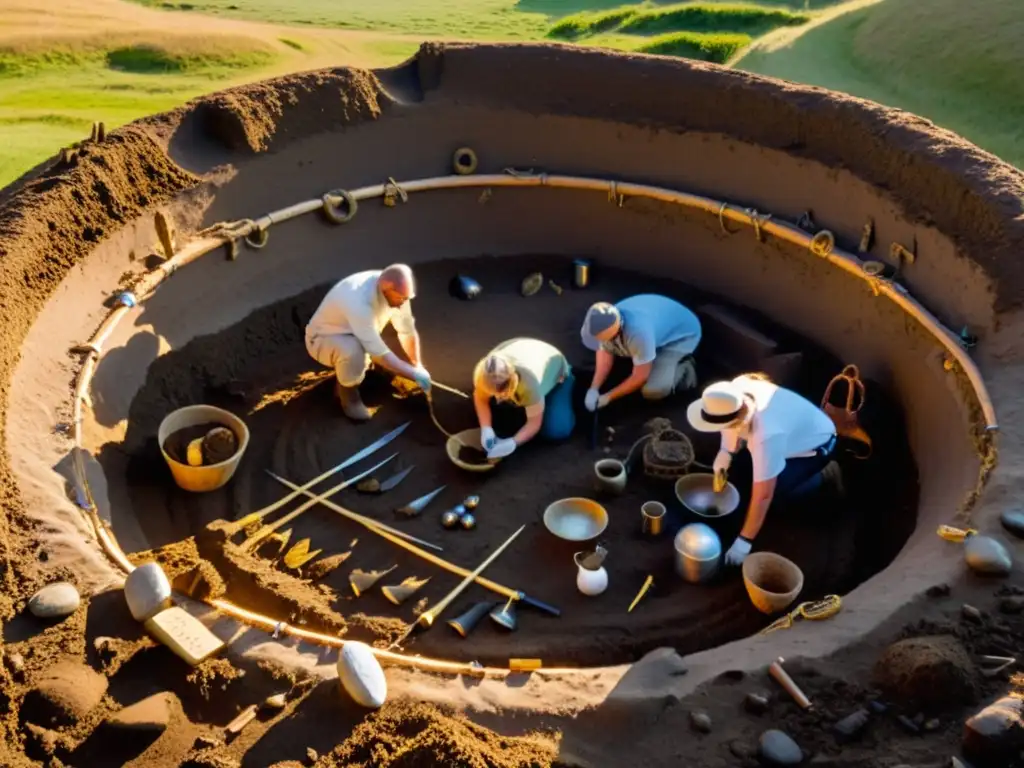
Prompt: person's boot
<box><xmin>673</xmin><ymin>356</ymin><xmax>698</xmax><ymax>393</ymax></box>
<box><xmin>335</xmin><ymin>382</ymin><xmax>372</xmax><ymax>421</ymax></box>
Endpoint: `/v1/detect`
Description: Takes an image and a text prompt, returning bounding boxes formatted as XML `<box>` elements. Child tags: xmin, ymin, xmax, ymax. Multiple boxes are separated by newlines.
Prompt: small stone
<box><xmin>689</xmin><ymin>710</ymin><xmax>712</xmax><ymax>733</ymax></box>
<box><xmin>924</xmin><ymin>718</ymin><xmax>940</xmax><ymax>732</ymax></box>
<box><xmin>759</xmin><ymin>730</ymin><xmax>803</xmax><ymax>765</ymax></box>
<box><xmin>194</xmin><ymin>734</ymin><xmax>220</xmax><ymax>749</ymax></box>
<box><xmin>5</xmin><ymin>652</ymin><xmax>25</xmax><ymax>681</ymax></box>
<box><xmin>124</xmin><ymin>562</ymin><xmax>171</xmax><ymax>622</ymax></box>
<box><xmin>730</xmin><ymin>739</ymin><xmax>757</xmax><ymax>759</ymax></box>
<box><xmin>896</xmin><ymin>714</ymin><xmax>920</xmax><ymax>734</ymax></box>
<box><xmin>305</xmin><ymin>747</ymin><xmax>318</xmax><ymax>764</ymax></box>
<box><xmin>263</xmin><ymin>693</ymin><xmax>287</xmax><ymax>710</ymax></box>
<box><xmin>337</xmin><ymin>641</ymin><xmax>387</xmax><ymax>709</ymax></box>
<box><xmin>964</xmin><ymin>535</ymin><xmax>1013</xmax><ymax>576</ymax></box>
<box><xmin>28</xmin><ymin>582</ymin><xmax>81</xmax><ymax>619</ymax></box>
<box><xmin>834</xmin><ymin>708</ymin><xmax>870</xmax><ymax>741</ymax></box>
<box><xmin>868</xmin><ymin>699</ymin><xmax>888</xmax><ymax>714</ymax></box>
<box><xmin>602</xmin><ymin>447</ymin><xmax>611</xmax><ymax>454</ymax></box>
<box><xmin>999</xmin><ymin>596</ymin><xmax>1024</xmax><ymax>615</ymax></box>
<box><xmin>1000</xmin><ymin>509</ymin><xmax>1024</xmax><ymax>539</ymax></box>
<box><xmin>745</xmin><ymin>691</ymin><xmax>770</xmax><ymax>715</ymax></box>
<box><xmin>927</xmin><ymin>583</ymin><xmax>951</xmax><ymax>598</ymax></box>
<box><xmin>107</xmin><ymin>692</ymin><xmax>173</xmax><ymax>733</ymax></box>
<box><xmin>962</xmin><ymin>604</ymin><xmax>984</xmax><ymax>623</ymax></box>
<box><xmin>963</xmin><ymin>695</ymin><xmax>1024</xmax><ymax>765</ymax></box>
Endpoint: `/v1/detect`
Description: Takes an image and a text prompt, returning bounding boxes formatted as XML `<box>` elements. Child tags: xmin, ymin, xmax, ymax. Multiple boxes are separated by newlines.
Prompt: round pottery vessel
<box><xmin>446</xmin><ymin>428</ymin><xmax>499</xmax><ymax>473</ymax></box>
<box><xmin>674</xmin><ymin>522</ymin><xmax>722</xmax><ymax>584</ymax></box>
<box><xmin>544</xmin><ymin>498</ymin><xmax>609</xmax><ymax>541</ymax></box>
<box><xmin>594</xmin><ymin>458</ymin><xmax>626</xmax><ymax>495</ymax></box>
<box><xmin>742</xmin><ymin>552</ymin><xmax>804</xmax><ymax>614</ymax></box>
<box><xmin>158</xmin><ymin>405</ymin><xmax>249</xmax><ymax>493</ymax></box>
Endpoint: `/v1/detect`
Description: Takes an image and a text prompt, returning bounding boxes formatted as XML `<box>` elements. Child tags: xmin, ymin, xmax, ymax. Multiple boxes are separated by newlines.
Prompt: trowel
<box><xmin>394</xmin><ymin>485</ymin><xmax>446</xmax><ymax>518</ymax></box>
<box><xmin>356</xmin><ymin>465</ymin><xmax>415</xmax><ymax>495</ymax></box>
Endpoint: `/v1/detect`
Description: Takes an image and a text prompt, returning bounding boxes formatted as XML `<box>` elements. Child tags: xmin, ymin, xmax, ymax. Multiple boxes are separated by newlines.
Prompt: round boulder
<box><xmin>28</xmin><ymin>582</ymin><xmax>80</xmax><ymax>619</ymax></box>
<box><xmin>873</xmin><ymin>635</ymin><xmax>979</xmax><ymax>713</ymax></box>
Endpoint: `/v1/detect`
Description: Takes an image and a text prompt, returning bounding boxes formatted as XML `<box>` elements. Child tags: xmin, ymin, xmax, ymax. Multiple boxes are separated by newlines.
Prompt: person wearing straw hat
<box><xmin>687</xmin><ymin>373</ymin><xmax>841</xmax><ymax>566</ymax></box>
<box><xmin>305</xmin><ymin>264</ymin><xmax>432</xmax><ymax>421</ymax></box>
<box><xmin>580</xmin><ymin>294</ymin><xmax>702</xmax><ymax>411</ymax></box>
<box><xmin>473</xmin><ymin>338</ymin><xmax>575</xmax><ymax>460</ymax></box>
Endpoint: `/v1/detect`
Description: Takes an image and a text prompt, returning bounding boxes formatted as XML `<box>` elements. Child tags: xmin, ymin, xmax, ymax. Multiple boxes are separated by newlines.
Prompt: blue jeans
<box><xmin>540</xmin><ymin>371</ymin><xmax>576</xmax><ymax>441</ymax></box>
<box><xmin>775</xmin><ymin>434</ymin><xmax>837</xmax><ymax>498</ymax></box>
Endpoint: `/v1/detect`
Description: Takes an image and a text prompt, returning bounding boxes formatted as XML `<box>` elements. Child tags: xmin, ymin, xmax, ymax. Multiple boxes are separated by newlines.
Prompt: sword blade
<box><xmin>246</xmin><ymin>420</ymin><xmax>411</xmax><ymax>523</ymax></box>
<box><xmin>378</xmin><ymin>465</ymin><xmax>415</xmax><ymax>492</ymax></box>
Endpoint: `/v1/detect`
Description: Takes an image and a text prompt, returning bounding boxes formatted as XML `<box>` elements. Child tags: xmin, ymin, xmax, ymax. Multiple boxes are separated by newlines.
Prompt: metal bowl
<box><xmin>674</xmin><ymin>472</ymin><xmax>740</xmax><ymax>519</ymax></box>
<box><xmin>543</xmin><ymin>497</ymin><xmax>609</xmax><ymax>542</ymax></box>
<box><xmin>674</xmin><ymin>522</ymin><xmax>722</xmax><ymax>583</ymax></box>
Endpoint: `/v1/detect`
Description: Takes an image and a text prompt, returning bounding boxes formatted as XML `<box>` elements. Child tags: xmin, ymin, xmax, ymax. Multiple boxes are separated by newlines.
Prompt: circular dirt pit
<box><xmin>2</xmin><ymin>42</ymin><xmax>1009</xmax><ymax>695</ymax></box>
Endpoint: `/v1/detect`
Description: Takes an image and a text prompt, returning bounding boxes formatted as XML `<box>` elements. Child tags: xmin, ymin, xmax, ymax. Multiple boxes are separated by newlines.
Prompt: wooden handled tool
<box><xmin>417</xmin><ymin>525</ymin><xmax>525</xmax><ymax>629</ymax></box>
<box><xmin>267</xmin><ymin>472</ymin><xmax>560</xmax><ymax>617</ymax></box>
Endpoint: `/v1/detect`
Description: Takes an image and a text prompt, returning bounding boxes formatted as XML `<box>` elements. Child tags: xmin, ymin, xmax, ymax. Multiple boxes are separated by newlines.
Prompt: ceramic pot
<box><xmin>594</xmin><ymin>459</ymin><xmax>626</xmax><ymax>495</ymax></box>
<box><xmin>574</xmin><ymin>552</ymin><xmax>609</xmax><ymax>596</ymax></box>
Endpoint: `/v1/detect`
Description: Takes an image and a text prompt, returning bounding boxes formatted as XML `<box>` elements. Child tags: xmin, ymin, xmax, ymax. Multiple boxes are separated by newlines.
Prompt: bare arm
<box><xmin>739</xmin><ymin>477</ymin><xmax>777</xmax><ymax>541</ymax></box>
<box><xmin>603</xmin><ymin>361</ymin><xmax>653</xmax><ymax>403</ymax></box>
<box><xmin>590</xmin><ymin>348</ymin><xmax>615</xmax><ymax>390</ymax></box>
<box><xmin>372</xmin><ymin>351</ymin><xmax>421</xmax><ymax>382</ymax></box>
<box><xmin>397</xmin><ymin>330</ymin><xmax>422</xmax><ymax>367</ymax></box>
<box><xmin>473</xmin><ymin>388</ymin><xmax>493</xmax><ymax>429</ymax></box>
<box><xmin>513</xmin><ymin>405</ymin><xmax>544</xmax><ymax>445</ymax></box>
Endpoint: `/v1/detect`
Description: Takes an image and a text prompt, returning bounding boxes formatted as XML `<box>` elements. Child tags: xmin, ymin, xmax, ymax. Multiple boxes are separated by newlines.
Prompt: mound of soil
<box><xmin>21</xmin><ymin>657</ymin><xmax>109</xmax><ymax>728</ymax></box>
<box><xmin>873</xmin><ymin>635</ymin><xmax>979</xmax><ymax>712</ymax></box>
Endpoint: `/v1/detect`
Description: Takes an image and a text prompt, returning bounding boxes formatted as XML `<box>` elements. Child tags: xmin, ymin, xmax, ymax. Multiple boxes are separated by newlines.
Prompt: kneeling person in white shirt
<box><xmin>687</xmin><ymin>373</ymin><xmax>841</xmax><ymax>566</ymax></box>
<box><xmin>305</xmin><ymin>264</ymin><xmax>432</xmax><ymax>421</ymax></box>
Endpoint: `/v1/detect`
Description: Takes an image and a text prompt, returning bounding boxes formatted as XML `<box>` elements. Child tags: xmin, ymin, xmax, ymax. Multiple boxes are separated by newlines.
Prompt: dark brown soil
<box><xmin>164</xmin><ymin>423</ymin><xmax>239</xmax><ymax>465</ymax></box>
<box><xmin>457</xmin><ymin>445</ymin><xmax>491</xmax><ymax>465</ymax></box>
<box><xmin>102</xmin><ymin>255</ymin><xmax>919</xmax><ymax>668</ymax></box>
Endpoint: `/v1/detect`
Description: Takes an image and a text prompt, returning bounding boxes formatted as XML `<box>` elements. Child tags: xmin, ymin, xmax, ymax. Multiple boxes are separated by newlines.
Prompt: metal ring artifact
<box><xmin>453</xmin><ymin>147</ymin><xmax>479</xmax><ymax>175</ymax></box>
<box><xmin>322</xmin><ymin>189</ymin><xmax>358</xmax><ymax>224</ymax></box>
<box><xmin>244</xmin><ymin>226</ymin><xmax>269</xmax><ymax>250</ymax></box>
<box><xmin>810</xmin><ymin>229</ymin><xmax>835</xmax><ymax>257</ymax></box>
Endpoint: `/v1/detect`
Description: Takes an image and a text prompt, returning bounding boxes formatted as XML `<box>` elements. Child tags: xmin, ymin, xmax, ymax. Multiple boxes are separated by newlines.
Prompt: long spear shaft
<box><xmin>266</xmin><ymin>472</ymin><xmax>560</xmax><ymax>617</ymax></box>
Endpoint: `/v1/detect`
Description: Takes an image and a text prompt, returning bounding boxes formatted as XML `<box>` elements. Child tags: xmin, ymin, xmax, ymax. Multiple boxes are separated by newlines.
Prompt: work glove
<box><xmin>584</xmin><ymin>388</ymin><xmax>600</xmax><ymax>413</ymax></box>
<box><xmin>480</xmin><ymin>426</ymin><xmax>497</xmax><ymax>452</ymax></box>
<box><xmin>487</xmin><ymin>437</ymin><xmax>517</xmax><ymax>460</ymax></box>
<box><xmin>724</xmin><ymin>537</ymin><xmax>752</xmax><ymax>567</ymax></box>
<box><xmin>597</xmin><ymin>393</ymin><xmax>611</xmax><ymax>410</ymax></box>
<box><xmin>411</xmin><ymin>366</ymin><xmax>432</xmax><ymax>393</ymax></box>
<box><xmin>713</xmin><ymin>450</ymin><xmax>732</xmax><ymax>475</ymax></box>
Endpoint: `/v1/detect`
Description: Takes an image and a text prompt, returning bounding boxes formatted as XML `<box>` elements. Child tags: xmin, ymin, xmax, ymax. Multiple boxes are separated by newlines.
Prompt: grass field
<box><xmin>0</xmin><ymin>0</ymin><xmax>1020</xmax><ymax>188</ymax></box>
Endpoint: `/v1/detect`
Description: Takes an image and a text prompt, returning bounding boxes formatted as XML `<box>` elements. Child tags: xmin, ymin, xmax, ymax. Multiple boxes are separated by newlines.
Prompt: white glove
<box><xmin>411</xmin><ymin>366</ymin><xmax>432</xmax><ymax>393</ymax></box>
<box><xmin>487</xmin><ymin>437</ymin><xmax>516</xmax><ymax>460</ymax></box>
<box><xmin>713</xmin><ymin>450</ymin><xmax>732</xmax><ymax>475</ymax></box>
<box><xmin>724</xmin><ymin>537</ymin><xmax>752</xmax><ymax>566</ymax></box>
<box><xmin>597</xmin><ymin>393</ymin><xmax>611</xmax><ymax>410</ymax></box>
<box><xmin>480</xmin><ymin>426</ymin><xmax>497</xmax><ymax>452</ymax></box>
<box><xmin>584</xmin><ymin>388</ymin><xmax>600</xmax><ymax>413</ymax></box>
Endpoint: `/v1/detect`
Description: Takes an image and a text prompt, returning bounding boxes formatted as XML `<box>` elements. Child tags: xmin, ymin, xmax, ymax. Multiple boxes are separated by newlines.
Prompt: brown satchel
<box><xmin>820</xmin><ymin>364</ymin><xmax>872</xmax><ymax>459</ymax></box>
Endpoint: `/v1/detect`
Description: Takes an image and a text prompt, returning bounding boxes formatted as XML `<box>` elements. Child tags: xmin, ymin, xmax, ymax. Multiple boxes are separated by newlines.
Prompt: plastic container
<box><xmin>158</xmin><ymin>404</ymin><xmax>249</xmax><ymax>492</ymax></box>
<box><xmin>742</xmin><ymin>552</ymin><xmax>804</xmax><ymax>614</ymax></box>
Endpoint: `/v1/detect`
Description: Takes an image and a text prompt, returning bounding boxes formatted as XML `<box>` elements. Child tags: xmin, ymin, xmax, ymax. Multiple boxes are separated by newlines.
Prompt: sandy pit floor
<box><xmin>94</xmin><ymin>255</ymin><xmax>918</xmax><ymax>668</ymax></box>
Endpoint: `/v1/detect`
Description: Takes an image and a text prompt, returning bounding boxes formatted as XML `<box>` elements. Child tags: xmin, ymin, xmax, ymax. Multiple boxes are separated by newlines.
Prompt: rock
<box><xmin>124</xmin><ymin>562</ymin><xmax>171</xmax><ymax>622</ymax></box>
<box><xmin>22</xmin><ymin>659</ymin><xmax>108</xmax><ymax>728</ymax></box>
<box><xmin>263</xmin><ymin>693</ymin><xmax>287</xmax><ymax>710</ymax></box>
<box><xmin>873</xmin><ymin>635</ymin><xmax>979</xmax><ymax>712</ymax></box>
<box><xmin>5</xmin><ymin>651</ymin><xmax>25</xmax><ymax>681</ymax></box>
<box><xmin>927</xmin><ymin>583</ymin><xmax>952</xmax><ymax>598</ymax></box>
<box><xmin>745</xmin><ymin>691</ymin><xmax>771</xmax><ymax>714</ymax></box>
<box><xmin>963</xmin><ymin>695</ymin><xmax>1024</xmax><ymax>765</ymax></box>
<box><xmin>964</xmin><ymin>535</ymin><xmax>1012</xmax><ymax>576</ymax></box>
<box><xmin>759</xmin><ymin>730</ymin><xmax>803</xmax><ymax>765</ymax></box>
<box><xmin>336</xmin><ymin>641</ymin><xmax>387</xmax><ymax>708</ymax></box>
<box><xmin>107</xmin><ymin>692</ymin><xmax>173</xmax><ymax>733</ymax></box>
<box><xmin>962</xmin><ymin>604</ymin><xmax>984</xmax><ymax>623</ymax></box>
<box><xmin>305</xmin><ymin>747</ymin><xmax>318</xmax><ymax>764</ymax></box>
<box><xmin>924</xmin><ymin>718</ymin><xmax>941</xmax><ymax>732</ymax></box>
<box><xmin>896</xmin><ymin>714</ymin><xmax>920</xmax><ymax>734</ymax></box>
<box><xmin>867</xmin><ymin>699</ymin><xmax>888</xmax><ymax>714</ymax></box>
<box><xmin>194</xmin><ymin>734</ymin><xmax>221</xmax><ymax>750</ymax></box>
<box><xmin>834</xmin><ymin>708</ymin><xmax>870</xmax><ymax>741</ymax></box>
<box><xmin>28</xmin><ymin>582</ymin><xmax>80</xmax><ymax>619</ymax></box>
<box><xmin>998</xmin><ymin>596</ymin><xmax>1024</xmax><ymax>615</ymax></box>
<box><xmin>1000</xmin><ymin>509</ymin><xmax>1024</xmax><ymax>539</ymax></box>
<box><xmin>689</xmin><ymin>710</ymin><xmax>712</xmax><ymax>733</ymax></box>
<box><xmin>729</xmin><ymin>739</ymin><xmax>757</xmax><ymax>759</ymax></box>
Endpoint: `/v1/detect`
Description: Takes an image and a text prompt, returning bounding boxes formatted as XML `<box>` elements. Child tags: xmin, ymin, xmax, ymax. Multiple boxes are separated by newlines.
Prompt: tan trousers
<box><xmin>305</xmin><ymin>332</ymin><xmax>369</xmax><ymax>387</ymax></box>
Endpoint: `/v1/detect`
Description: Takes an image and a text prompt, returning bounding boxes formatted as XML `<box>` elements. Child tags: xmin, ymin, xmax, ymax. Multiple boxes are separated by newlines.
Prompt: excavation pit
<box><xmin>2</xmin><ymin>43</ymin><xmax>1013</xmax><ymax>741</ymax></box>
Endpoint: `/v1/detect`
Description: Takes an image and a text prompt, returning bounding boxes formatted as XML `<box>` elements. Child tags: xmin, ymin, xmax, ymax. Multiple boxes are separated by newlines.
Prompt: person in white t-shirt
<box><xmin>305</xmin><ymin>264</ymin><xmax>432</xmax><ymax>421</ymax></box>
<box><xmin>686</xmin><ymin>374</ymin><xmax>840</xmax><ymax>566</ymax></box>
<box><xmin>580</xmin><ymin>294</ymin><xmax>702</xmax><ymax>412</ymax></box>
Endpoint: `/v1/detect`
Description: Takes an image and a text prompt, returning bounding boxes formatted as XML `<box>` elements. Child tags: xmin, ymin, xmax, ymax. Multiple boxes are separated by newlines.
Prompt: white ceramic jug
<box><xmin>574</xmin><ymin>551</ymin><xmax>609</xmax><ymax>596</ymax></box>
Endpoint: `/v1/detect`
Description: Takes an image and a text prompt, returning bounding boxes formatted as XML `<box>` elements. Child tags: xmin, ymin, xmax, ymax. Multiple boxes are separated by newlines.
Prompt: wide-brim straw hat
<box><xmin>686</xmin><ymin>381</ymin><xmax>750</xmax><ymax>432</ymax></box>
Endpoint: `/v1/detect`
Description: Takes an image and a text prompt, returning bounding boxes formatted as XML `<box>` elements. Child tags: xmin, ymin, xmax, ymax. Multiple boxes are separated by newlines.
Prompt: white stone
<box><xmin>124</xmin><ymin>562</ymin><xmax>171</xmax><ymax>622</ymax></box>
<box><xmin>337</xmin><ymin>641</ymin><xmax>387</xmax><ymax>709</ymax></box>
<box><xmin>28</xmin><ymin>582</ymin><xmax>80</xmax><ymax>619</ymax></box>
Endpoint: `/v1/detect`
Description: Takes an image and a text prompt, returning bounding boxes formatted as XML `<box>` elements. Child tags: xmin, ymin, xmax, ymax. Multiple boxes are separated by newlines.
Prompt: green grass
<box><xmin>549</xmin><ymin>3</ymin><xmax>808</xmax><ymax>39</ymax></box>
<box><xmin>736</xmin><ymin>0</ymin><xmax>1024</xmax><ymax>168</ymax></box>
<box><xmin>635</xmin><ymin>30</ymin><xmax>751</xmax><ymax>61</ymax></box>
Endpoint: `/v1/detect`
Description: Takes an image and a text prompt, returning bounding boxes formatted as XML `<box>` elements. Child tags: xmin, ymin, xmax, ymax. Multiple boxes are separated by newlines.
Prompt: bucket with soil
<box><xmin>158</xmin><ymin>404</ymin><xmax>249</xmax><ymax>492</ymax></box>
